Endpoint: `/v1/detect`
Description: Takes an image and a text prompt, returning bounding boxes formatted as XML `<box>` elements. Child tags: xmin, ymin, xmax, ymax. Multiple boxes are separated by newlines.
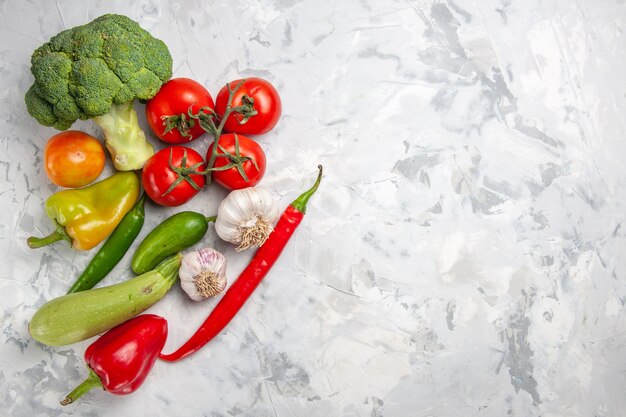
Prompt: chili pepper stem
<box><xmin>206</xmin><ymin>216</ymin><xmax>217</xmax><ymax>223</ymax></box>
<box><xmin>27</xmin><ymin>222</ymin><xmax>72</xmax><ymax>248</ymax></box>
<box><xmin>290</xmin><ymin>165</ymin><xmax>323</xmax><ymax>213</ymax></box>
<box><xmin>135</xmin><ymin>192</ymin><xmax>147</xmax><ymax>208</ymax></box>
<box><xmin>60</xmin><ymin>369</ymin><xmax>102</xmax><ymax>406</ymax></box>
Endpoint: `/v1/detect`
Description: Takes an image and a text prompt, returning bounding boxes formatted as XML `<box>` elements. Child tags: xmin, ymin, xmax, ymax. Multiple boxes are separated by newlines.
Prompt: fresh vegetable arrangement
<box><xmin>23</xmin><ymin>13</ymin><xmax>322</xmax><ymax>406</ymax></box>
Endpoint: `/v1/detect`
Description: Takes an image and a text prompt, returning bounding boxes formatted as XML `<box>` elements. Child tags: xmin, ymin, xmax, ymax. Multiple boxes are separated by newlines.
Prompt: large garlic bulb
<box><xmin>215</xmin><ymin>187</ymin><xmax>280</xmax><ymax>251</ymax></box>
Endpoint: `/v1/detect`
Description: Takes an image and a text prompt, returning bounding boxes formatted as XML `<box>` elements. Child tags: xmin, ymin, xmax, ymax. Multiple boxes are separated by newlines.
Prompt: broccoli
<box><xmin>24</xmin><ymin>14</ymin><xmax>173</xmax><ymax>170</ymax></box>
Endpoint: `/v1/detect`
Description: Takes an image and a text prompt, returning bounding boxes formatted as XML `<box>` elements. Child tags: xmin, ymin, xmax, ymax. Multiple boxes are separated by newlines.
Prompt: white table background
<box><xmin>1</xmin><ymin>0</ymin><xmax>625</xmax><ymax>416</ymax></box>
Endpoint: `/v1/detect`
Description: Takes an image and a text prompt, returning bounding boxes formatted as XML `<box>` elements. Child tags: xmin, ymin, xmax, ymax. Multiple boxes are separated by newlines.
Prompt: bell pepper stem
<box><xmin>27</xmin><ymin>222</ymin><xmax>72</xmax><ymax>249</ymax></box>
<box><xmin>60</xmin><ymin>369</ymin><xmax>102</xmax><ymax>406</ymax></box>
<box><xmin>290</xmin><ymin>165</ymin><xmax>323</xmax><ymax>214</ymax></box>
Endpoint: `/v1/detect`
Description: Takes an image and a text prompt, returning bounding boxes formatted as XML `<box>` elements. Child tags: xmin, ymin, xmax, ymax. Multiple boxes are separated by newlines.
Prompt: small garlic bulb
<box><xmin>179</xmin><ymin>248</ymin><xmax>227</xmax><ymax>301</ymax></box>
<box><xmin>215</xmin><ymin>187</ymin><xmax>280</xmax><ymax>251</ymax></box>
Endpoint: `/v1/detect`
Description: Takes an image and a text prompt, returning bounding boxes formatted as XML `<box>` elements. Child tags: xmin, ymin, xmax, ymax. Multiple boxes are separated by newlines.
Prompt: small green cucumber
<box><xmin>29</xmin><ymin>254</ymin><xmax>181</xmax><ymax>347</ymax></box>
<box><xmin>131</xmin><ymin>211</ymin><xmax>214</xmax><ymax>275</ymax></box>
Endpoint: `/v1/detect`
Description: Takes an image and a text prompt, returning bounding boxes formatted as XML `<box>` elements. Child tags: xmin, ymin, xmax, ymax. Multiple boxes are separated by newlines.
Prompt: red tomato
<box><xmin>215</xmin><ymin>78</ymin><xmax>281</xmax><ymax>135</ymax></box>
<box><xmin>207</xmin><ymin>134</ymin><xmax>266</xmax><ymax>190</ymax></box>
<box><xmin>146</xmin><ymin>78</ymin><xmax>215</xmax><ymax>144</ymax></box>
<box><xmin>142</xmin><ymin>146</ymin><xmax>206</xmax><ymax>206</ymax></box>
<box><xmin>44</xmin><ymin>130</ymin><xmax>105</xmax><ymax>188</ymax></box>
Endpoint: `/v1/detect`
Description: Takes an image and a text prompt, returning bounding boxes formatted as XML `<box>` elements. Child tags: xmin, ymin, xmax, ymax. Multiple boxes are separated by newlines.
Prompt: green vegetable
<box><xmin>132</xmin><ymin>212</ymin><xmax>215</xmax><ymax>275</ymax></box>
<box><xmin>24</xmin><ymin>14</ymin><xmax>173</xmax><ymax>170</ymax></box>
<box><xmin>29</xmin><ymin>254</ymin><xmax>181</xmax><ymax>347</ymax></box>
<box><xmin>67</xmin><ymin>194</ymin><xmax>146</xmax><ymax>293</ymax></box>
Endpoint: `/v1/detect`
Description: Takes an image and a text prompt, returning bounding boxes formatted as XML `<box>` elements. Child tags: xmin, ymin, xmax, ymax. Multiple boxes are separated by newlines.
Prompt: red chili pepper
<box><xmin>61</xmin><ymin>314</ymin><xmax>168</xmax><ymax>405</ymax></box>
<box><xmin>159</xmin><ymin>165</ymin><xmax>323</xmax><ymax>362</ymax></box>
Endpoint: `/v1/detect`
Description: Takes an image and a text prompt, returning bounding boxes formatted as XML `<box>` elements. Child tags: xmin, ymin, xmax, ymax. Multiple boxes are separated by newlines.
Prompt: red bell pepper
<box><xmin>159</xmin><ymin>165</ymin><xmax>323</xmax><ymax>362</ymax></box>
<box><xmin>61</xmin><ymin>314</ymin><xmax>168</xmax><ymax>405</ymax></box>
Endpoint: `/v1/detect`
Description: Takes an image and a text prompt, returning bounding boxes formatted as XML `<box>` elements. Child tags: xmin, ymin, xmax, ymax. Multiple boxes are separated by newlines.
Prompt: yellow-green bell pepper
<box><xmin>28</xmin><ymin>172</ymin><xmax>140</xmax><ymax>251</ymax></box>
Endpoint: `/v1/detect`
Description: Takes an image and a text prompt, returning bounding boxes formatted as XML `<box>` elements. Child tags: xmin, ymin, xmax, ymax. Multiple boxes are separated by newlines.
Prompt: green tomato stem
<box><xmin>205</xmin><ymin>80</ymin><xmax>248</xmax><ymax>184</ymax></box>
<box><xmin>161</xmin><ymin>148</ymin><xmax>205</xmax><ymax>196</ymax></box>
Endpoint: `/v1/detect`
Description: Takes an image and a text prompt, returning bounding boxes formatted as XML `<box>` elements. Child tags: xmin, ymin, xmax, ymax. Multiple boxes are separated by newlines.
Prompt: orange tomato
<box><xmin>44</xmin><ymin>131</ymin><xmax>106</xmax><ymax>188</ymax></box>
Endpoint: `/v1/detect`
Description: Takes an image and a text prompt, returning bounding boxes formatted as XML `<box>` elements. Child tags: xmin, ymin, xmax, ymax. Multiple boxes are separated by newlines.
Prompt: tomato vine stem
<box><xmin>188</xmin><ymin>80</ymin><xmax>257</xmax><ymax>185</ymax></box>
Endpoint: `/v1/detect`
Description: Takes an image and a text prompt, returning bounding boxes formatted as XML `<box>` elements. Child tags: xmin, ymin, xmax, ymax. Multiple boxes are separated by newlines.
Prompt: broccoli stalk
<box><xmin>24</xmin><ymin>14</ymin><xmax>173</xmax><ymax>171</ymax></box>
<box><xmin>93</xmin><ymin>102</ymin><xmax>154</xmax><ymax>170</ymax></box>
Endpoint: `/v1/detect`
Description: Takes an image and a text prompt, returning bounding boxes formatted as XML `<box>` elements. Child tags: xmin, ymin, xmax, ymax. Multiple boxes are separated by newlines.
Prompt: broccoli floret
<box><xmin>25</xmin><ymin>14</ymin><xmax>173</xmax><ymax>170</ymax></box>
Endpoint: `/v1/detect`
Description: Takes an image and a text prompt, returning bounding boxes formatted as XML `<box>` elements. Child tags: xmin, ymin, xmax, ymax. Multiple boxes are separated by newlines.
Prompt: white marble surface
<box><xmin>1</xmin><ymin>0</ymin><xmax>625</xmax><ymax>416</ymax></box>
